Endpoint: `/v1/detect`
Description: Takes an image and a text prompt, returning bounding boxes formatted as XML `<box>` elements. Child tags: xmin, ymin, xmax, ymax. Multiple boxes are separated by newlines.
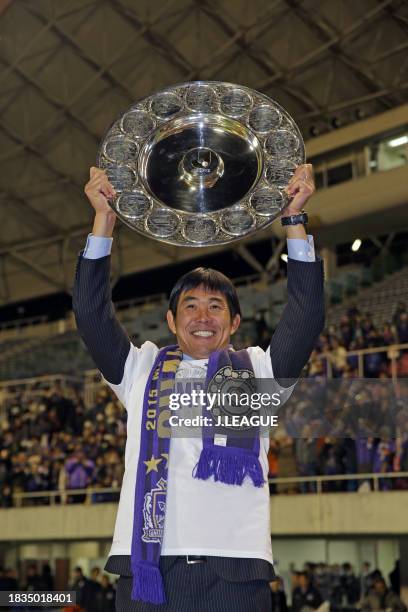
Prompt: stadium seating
<box><xmin>0</xmin><ymin>263</ymin><xmax>407</xmax><ymax>379</ymax></box>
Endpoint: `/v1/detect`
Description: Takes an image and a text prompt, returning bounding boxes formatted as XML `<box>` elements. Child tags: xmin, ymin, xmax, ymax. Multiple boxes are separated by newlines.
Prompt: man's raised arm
<box><xmin>72</xmin><ymin>167</ymin><xmax>130</xmax><ymax>385</ymax></box>
<box><xmin>269</xmin><ymin>164</ymin><xmax>325</xmax><ymax>385</ymax></box>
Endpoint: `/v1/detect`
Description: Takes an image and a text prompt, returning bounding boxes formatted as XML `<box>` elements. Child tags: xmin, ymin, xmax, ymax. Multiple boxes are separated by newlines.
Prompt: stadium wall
<box><xmin>1</xmin><ymin>492</ymin><xmax>408</xmax><ymax>542</ymax></box>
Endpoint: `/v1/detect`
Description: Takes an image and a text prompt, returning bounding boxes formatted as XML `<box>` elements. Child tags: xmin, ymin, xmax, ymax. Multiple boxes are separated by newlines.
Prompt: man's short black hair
<box><xmin>168</xmin><ymin>267</ymin><xmax>241</xmax><ymax>319</ymax></box>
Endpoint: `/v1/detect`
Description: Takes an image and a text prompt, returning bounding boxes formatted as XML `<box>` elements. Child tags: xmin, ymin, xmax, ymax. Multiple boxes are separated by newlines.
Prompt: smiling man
<box><xmin>166</xmin><ymin>271</ymin><xmax>241</xmax><ymax>358</ymax></box>
<box><xmin>73</xmin><ymin>164</ymin><xmax>325</xmax><ymax>612</ymax></box>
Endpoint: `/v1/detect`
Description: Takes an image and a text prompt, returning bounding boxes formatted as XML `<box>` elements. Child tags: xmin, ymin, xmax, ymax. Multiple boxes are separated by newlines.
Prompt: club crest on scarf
<box><xmin>142</xmin><ymin>477</ymin><xmax>166</xmax><ymax>544</ymax></box>
<box><xmin>208</xmin><ymin>365</ymin><xmax>257</xmax><ymax>430</ymax></box>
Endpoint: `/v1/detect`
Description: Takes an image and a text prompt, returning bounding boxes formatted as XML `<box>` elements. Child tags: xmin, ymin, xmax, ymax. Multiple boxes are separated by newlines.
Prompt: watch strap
<box><xmin>281</xmin><ymin>211</ymin><xmax>308</xmax><ymax>226</ymax></box>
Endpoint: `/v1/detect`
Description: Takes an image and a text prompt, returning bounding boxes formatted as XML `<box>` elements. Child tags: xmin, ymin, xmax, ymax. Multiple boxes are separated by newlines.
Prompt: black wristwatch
<box><xmin>281</xmin><ymin>210</ymin><xmax>308</xmax><ymax>226</ymax></box>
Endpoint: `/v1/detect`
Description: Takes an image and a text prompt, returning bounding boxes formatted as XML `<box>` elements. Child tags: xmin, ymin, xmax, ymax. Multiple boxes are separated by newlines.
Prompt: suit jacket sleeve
<box><xmin>72</xmin><ymin>253</ymin><xmax>130</xmax><ymax>385</ymax></box>
<box><xmin>269</xmin><ymin>256</ymin><xmax>325</xmax><ymax>386</ymax></box>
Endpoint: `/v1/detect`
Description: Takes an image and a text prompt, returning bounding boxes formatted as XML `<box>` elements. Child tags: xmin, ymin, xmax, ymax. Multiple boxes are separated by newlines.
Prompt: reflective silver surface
<box><xmin>98</xmin><ymin>81</ymin><xmax>305</xmax><ymax>247</ymax></box>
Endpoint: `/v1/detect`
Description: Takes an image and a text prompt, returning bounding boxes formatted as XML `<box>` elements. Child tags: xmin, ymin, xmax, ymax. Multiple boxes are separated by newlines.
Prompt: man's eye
<box><xmin>210</xmin><ymin>304</ymin><xmax>221</xmax><ymax>310</ymax></box>
<box><xmin>186</xmin><ymin>304</ymin><xmax>195</xmax><ymax>309</ymax></box>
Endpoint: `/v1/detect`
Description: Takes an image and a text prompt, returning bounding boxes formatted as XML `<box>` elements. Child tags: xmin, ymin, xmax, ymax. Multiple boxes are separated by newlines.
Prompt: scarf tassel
<box><xmin>131</xmin><ymin>561</ymin><xmax>166</xmax><ymax>605</ymax></box>
<box><xmin>193</xmin><ymin>446</ymin><xmax>265</xmax><ymax>488</ymax></box>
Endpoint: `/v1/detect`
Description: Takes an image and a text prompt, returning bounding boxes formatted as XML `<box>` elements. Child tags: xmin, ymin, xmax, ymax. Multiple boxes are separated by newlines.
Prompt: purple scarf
<box><xmin>130</xmin><ymin>345</ymin><xmax>264</xmax><ymax>604</ymax></box>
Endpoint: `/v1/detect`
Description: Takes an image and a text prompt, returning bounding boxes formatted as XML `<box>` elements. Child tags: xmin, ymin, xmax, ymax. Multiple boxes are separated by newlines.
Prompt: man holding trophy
<box><xmin>73</xmin><ymin>82</ymin><xmax>325</xmax><ymax>611</ymax></box>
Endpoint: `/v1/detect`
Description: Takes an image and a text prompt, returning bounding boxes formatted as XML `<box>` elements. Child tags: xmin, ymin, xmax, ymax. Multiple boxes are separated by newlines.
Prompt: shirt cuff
<box><xmin>287</xmin><ymin>235</ymin><xmax>315</xmax><ymax>262</ymax></box>
<box><xmin>82</xmin><ymin>233</ymin><xmax>113</xmax><ymax>259</ymax></box>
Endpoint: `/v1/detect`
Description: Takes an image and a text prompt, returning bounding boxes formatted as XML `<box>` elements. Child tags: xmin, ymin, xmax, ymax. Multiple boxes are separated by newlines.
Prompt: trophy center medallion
<box><xmin>180</xmin><ymin>147</ymin><xmax>224</xmax><ymax>188</ymax></box>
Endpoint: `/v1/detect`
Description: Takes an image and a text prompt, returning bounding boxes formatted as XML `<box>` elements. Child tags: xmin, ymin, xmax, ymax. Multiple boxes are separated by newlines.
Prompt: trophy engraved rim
<box><xmin>98</xmin><ymin>81</ymin><xmax>305</xmax><ymax>247</ymax></box>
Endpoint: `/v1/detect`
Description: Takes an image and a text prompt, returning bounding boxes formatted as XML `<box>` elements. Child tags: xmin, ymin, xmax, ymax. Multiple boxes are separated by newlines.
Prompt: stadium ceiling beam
<box><xmin>284</xmin><ymin>0</ymin><xmax>396</xmax><ymax>110</ymax></box>
<box><xmin>0</xmin><ymin>0</ymin><xmax>191</xmax><ymax>172</ymax></box>
<box><xmin>0</xmin><ymin>117</ymin><xmax>91</xmax><ymax>252</ymax></box>
<box><xmin>0</xmin><ymin>2</ymin><xmax>96</xmax><ymax>87</ymax></box>
<box><xmin>383</xmin><ymin>232</ymin><xmax>396</xmax><ymax>250</ymax></box>
<box><xmin>0</xmin><ymin>255</ymin><xmax>10</xmax><ymax>302</ymax></box>
<box><xmin>253</xmin><ymin>0</ymin><xmax>394</xmax><ymax>93</ymax></box>
<box><xmin>1</xmin><ymin>189</ymin><xmax>88</xmax><ymax>292</ymax></box>
<box><xmin>23</xmin><ymin>2</ymin><xmax>134</xmax><ymax>104</ymax></box>
<box><xmin>0</xmin><ymin>57</ymin><xmax>100</xmax><ymax>146</ymax></box>
<box><xmin>371</xmin><ymin>40</ymin><xmax>408</xmax><ymax>64</ymax></box>
<box><xmin>0</xmin><ymin>225</ymin><xmax>93</xmax><ymax>257</ymax></box>
<box><xmin>11</xmin><ymin>181</ymin><xmax>73</xmax><ymax>202</ymax></box>
<box><xmin>8</xmin><ymin>251</ymin><xmax>67</xmax><ymax>292</ymax></box>
<box><xmin>0</xmin><ymin>2</ymin><xmax>120</xmax><ymax>179</ymax></box>
<box><xmin>371</xmin><ymin>231</ymin><xmax>396</xmax><ymax>254</ymax></box>
<box><xmin>379</xmin><ymin>2</ymin><xmax>408</xmax><ymax>96</ymax></box>
<box><xmin>0</xmin><ymin>109</ymin><xmax>86</xmax><ymax>201</ymax></box>
<box><xmin>114</xmin><ymin>224</ymin><xmax>177</xmax><ymax>261</ymax></box>
<box><xmin>266</xmin><ymin>238</ymin><xmax>286</xmax><ymax>273</ymax></box>
<box><xmin>7</xmin><ymin>3</ymin><xmax>120</xmax><ymax>143</ymax></box>
<box><xmin>380</xmin><ymin>1</ymin><xmax>408</xmax><ymax>35</ymax></box>
<box><xmin>0</xmin><ymin>221</ymin><xmax>177</xmax><ymax>266</ymax></box>
<box><xmin>235</xmin><ymin>245</ymin><xmax>265</xmax><ymax>274</ymax></box>
<box><xmin>370</xmin><ymin>237</ymin><xmax>383</xmax><ymax>249</ymax></box>
<box><xmin>0</xmin><ymin>4</ymin><xmax>173</xmax><ymax>167</ymax></box>
<box><xmin>184</xmin><ymin>1</ymin><xmax>289</xmax><ymax>81</ymax></box>
<box><xmin>109</xmin><ymin>0</ymin><xmax>195</xmax><ymax>76</ymax></box>
<box><xmin>0</xmin><ymin>193</ymin><xmax>61</xmax><ymax>237</ymax></box>
<box><xmin>0</xmin><ymin>0</ymin><xmax>12</xmax><ymax>17</ymax></box>
<box><xmin>198</xmin><ymin>0</ymin><xmax>318</xmax><ymax>113</ymax></box>
<box><xmin>0</xmin><ymin>8</ymin><xmax>98</xmax><ymax>167</ymax></box>
<box><xmin>297</xmin><ymin>81</ymin><xmax>408</xmax><ymax>120</ymax></box>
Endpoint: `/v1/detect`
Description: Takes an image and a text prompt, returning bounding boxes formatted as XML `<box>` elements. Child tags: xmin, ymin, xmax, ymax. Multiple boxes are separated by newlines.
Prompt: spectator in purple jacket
<box><xmin>65</xmin><ymin>449</ymin><xmax>95</xmax><ymax>503</ymax></box>
<box><xmin>396</xmin><ymin>312</ymin><xmax>408</xmax><ymax>344</ymax></box>
<box><xmin>373</xmin><ymin>432</ymin><xmax>394</xmax><ymax>491</ymax></box>
<box><xmin>356</xmin><ymin>437</ymin><xmax>376</xmax><ymax>490</ymax></box>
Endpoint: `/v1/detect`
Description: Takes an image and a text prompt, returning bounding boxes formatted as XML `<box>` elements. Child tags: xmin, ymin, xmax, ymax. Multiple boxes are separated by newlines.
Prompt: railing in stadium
<box><xmin>7</xmin><ymin>472</ymin><xmax>408</xmax><ymax>506</ymax></box>
<box><xmin>0</xmin><ymin>314</ymin><xmax>48</xmax><ymax>331</ymax></box>
<box><xmin>321</xmin><ymin>342</ymin><xmax>408</xmax><ymax>382</ymax></box>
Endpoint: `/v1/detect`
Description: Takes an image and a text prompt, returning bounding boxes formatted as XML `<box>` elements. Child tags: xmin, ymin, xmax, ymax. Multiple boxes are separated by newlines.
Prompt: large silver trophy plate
<box><xmin>97</xmin><ymin>82</ymin><xmax>305</xmax><ymax>247</ymax></box>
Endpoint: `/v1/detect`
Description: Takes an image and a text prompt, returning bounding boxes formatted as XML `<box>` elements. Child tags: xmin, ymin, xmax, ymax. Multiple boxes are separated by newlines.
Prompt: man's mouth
<box><xmin>191</xmin><ymin>330</ymin><xmax>216</xmax><ymax>337</ymax></box>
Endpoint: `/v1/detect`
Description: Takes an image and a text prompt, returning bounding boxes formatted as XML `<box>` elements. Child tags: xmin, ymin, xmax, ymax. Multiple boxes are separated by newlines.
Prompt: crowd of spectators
<box><xmin>0</xmin><ymin>382</ymin><xmax>125</xmax><ymax>507</ymax></box>
<box><xmin>267</xmin><ymin>371</ymin><xmax>408</xmax><ymax>493</ymax></box>
<box><xmin>270</xmin><ymin>560</ymin><xmax>406</xmax><ymax>612</ymax></box>
<box><xmin>0</xmin><ymin>563</ymin><xmax>115</xmax><ymax>611</ymax></box>
<box><xmin>265</xmin><ymin>302</ymin><xmax>408</xmax><ymax>493</ymax></box>
<box><xmin>2</xmin><ymin>559</ymin><xmax>404</xmax><ymax>612</ymax></box>
<box><xmin>70</xmin><ymin>565</ymin><xmax>116</xmax><ymax>612</ymax></box>
<box><xmin>0</xmin><ymin>303</ymin><xmax>408</xmax><ymax>506</ymax></box>
<box><xmin>236</xmin><ymin>302</ymin><xmax>408</xmax><ymax>378</ymax></box>
<box><xmin>306</xmin><ymin>301</ymin><xmax>408</xmax><ymax>379</ymax></box>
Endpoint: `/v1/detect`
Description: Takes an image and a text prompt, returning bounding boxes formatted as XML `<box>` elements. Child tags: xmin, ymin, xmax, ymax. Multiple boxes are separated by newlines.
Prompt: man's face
<box><xmin>299</xmin><ymin>575</ymin><xmax>309</xmax><ymax>590</ymax></box>
<box><xmin>374</xmin><ymin>580</ymin><xmax>386</xmax><ymax>595</ymax></box>
<box><xmin>101</xmin><ymin>575</ymin><xmax>109</xmax><ymax>588</ymax></box>
<box><xmin>166</xmin><ymin>285</ymin><xmax>240</xmax><ymax>359</ymax></box>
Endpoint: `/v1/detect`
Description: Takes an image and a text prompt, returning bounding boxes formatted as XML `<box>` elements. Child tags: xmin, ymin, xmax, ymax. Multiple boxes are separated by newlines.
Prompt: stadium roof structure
<box><xmin>0</xmin><ymin>0</ymin><xmax>407</xmax><ymax>305</ymax></box>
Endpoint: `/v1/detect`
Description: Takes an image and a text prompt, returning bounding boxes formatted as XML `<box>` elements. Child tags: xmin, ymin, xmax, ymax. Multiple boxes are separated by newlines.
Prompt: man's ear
<box><xmin>166</xmin><ymin>310</ymin><xmax>177</xmax><ymax>335</ymax></box>
<box><xmin>230</xmin><ymin>314</ymin><xmax>241</xmax><ymax>336</ymax></box>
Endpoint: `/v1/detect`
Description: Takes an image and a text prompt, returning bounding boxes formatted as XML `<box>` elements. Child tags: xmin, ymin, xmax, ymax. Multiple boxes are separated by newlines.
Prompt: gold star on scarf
<box><xmin>161</xmin><ymin>453</ymin><xmax>169</xmax><ymax>468</ymax></box>
<box><xmin>144</xmin><ymin>455</ymin><xmax>162</xmax><ymax>474</ymax></box>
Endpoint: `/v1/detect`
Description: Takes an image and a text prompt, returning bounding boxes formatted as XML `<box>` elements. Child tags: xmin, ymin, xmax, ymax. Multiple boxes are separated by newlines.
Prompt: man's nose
<box><xmin>195</xmin><ymin>307</ymin><xmax>212</xmax><ymax>321</ymax></box>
